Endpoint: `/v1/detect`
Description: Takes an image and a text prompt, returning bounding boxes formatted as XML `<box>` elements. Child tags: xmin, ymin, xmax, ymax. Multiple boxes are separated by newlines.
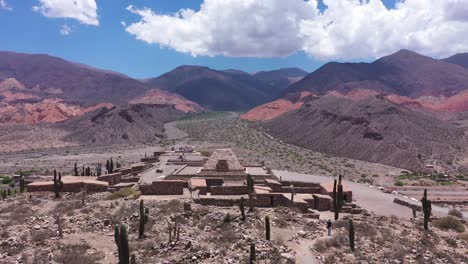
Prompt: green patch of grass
<box><xmin>107</xmin><ymin>188</ymin><xmax>138</xmax><ymax>200</ymax></box>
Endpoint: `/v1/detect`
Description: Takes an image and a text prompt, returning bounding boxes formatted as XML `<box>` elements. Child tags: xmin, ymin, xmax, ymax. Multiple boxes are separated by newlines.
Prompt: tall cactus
<box><xmin>265</xmin><ymin>215</ymin><xmax>270</xmax><ymax>241</ymax></box>
<box><xmin>421</xmin><ymin>189</ymin><xmax>432</xmax><ymax>230</ymax></box>
<box><xmin>250</xmin><ymin>242</ymin><xmax>256</xmax><ymax>264</ymax></box>
<box><xmin>74</xmin><ymin>163</ymin><xmax>78</xmax><ymax>176</ymax></box>
<box><xmin>239</xmin><ymin>197</ymin><xmax>246</xmax><ymax>221</ymax></box>
<box><xmin>115</xmin><ymin>224</ymin><xmax>130</xmax><ymax>264</ymax></box>
<box><xmin>290</xmin><ymin>185</ymin><xmax>295</xmax><ymax>203</ymax></box>
<box><xmin>337</xmin><ymin>175</ymin><xmax>344</xmax><ymax>209</ymax></box>
<box><xmin>349</xmin><ymin>219</ymin><xmax>355</xmax><ymax>252</ymax></box>
<box><xmin>247</xmin><ymin>174</ymin><xmax>254</xmax><ymax>194</ymax></box>
<box><xmin>333</xmin><ymin>179</ymin><xmax>339</xmax><ymax>220</ymax></box>
<box><xmin>53</xmin><ymin>170</ymin><xmax>63</xmax><ymax>199</ymax></box>
<box><xmin>19</xmin><ymin>171</ymin><xmax>25</xmax><ymax>193</ymax></box>
<box><xmin>138</xmin><ymin>200</ymin><xmax>149</xmax><ymax>239</ymax></box>
<box><xmin>247</xmin><ymin>174</ymin><xmax>255</xmax><ymax>212</ymax></box>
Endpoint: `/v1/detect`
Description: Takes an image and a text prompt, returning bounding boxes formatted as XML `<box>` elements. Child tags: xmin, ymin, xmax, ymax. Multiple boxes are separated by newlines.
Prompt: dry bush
<box><xmin>54</xmin><ymin>200</ymin><xmax>82</xmax><ymax>216</ymax></box>
<box><xmin>8</xmin><ymin>206</ymin><xmax>34</xmax><ymax>225</ymax></box>
<box><xmin>334</xmin><ymin>220</ymin><xmax>377</xmax><ymax>237</ymax></box>
<box><xmin>111</xmin><ymin>203</ymin><xmax>138</xmax><ymax>224</ymax></box>
<box><xmin>314</xmin><ymin>233</ymin><xmax>348</xmax><ymax>253</ymax></box>
<box><xmin>433</xmin><ymin>216</ymin><xmax>465</xmax><ymax>233</ymax></box>
<box><xmin>448</xmin><ymin>208</ymin><xmax>463</xmax><ymax>218</ymax></box>
<box><xmin>274</xmin><ymin>214</ymin><xmax>289</xmax><ymax>228</ymax></box>
<box><xmin>108</xmin><ymin>188</ymin><xmax>138</xmax><ymax>200</ymax></box>
<box><xmin>158</xmin><ymin>200</ymin><xmax>182</xmax><ymax>215</ymax></box>
<box><xmin>457</xmin><ymin>232</ymin><xmax>468</xmax><ymax>241</ymax></box>
<box><xmin>55</xmin><ymin>242</ymin><xmax>104</xmax><ymax>264</ymax></box>
<box><xmin>31</xmin><ymin>229</ymin><xmax>54</xmax><ymax>244</ymax></box>
<box><xmin>215</xmin><ymin>229</ymin><xmax>237</xmax><ymax>245</ymax></box>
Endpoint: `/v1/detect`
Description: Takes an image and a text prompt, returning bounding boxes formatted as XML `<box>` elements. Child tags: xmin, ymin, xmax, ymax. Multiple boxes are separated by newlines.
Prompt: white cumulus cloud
<box><xmin>0</xmin><ymin>0</ymin><xmax>12</xmax><ymax>11</ymax></box>
<box><xmin>124</xmin><ymin>0</ymin><xmax>468</xmax><ymax>60</ymax></box>
<box><xmin>33</xmin><ymin>0</ymin><xmax>99</xmax><ymax>26</ymax></box>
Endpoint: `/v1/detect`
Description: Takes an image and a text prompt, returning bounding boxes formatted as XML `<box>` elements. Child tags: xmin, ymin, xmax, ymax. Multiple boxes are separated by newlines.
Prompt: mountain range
<box><xmin>1</xmin><ymin>49</ymin><xmax>468</xmax><ymax>171</ymax></box>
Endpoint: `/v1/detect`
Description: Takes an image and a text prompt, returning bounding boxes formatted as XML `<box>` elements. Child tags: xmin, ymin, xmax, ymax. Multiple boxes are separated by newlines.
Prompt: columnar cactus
<box><xmin>265</xmin><ymin>215</ymin><xmax>270</xmax><ymax>241</ymax></box>
<box><xmin>337</xmin><ymin>175</ymin><xmax>344</xmax><ymax>209</ymax></box>
<box><xmin>421</xmin><ymin>189</ymin><xmax>432</xmax><ymax>230</ymax></box>
<box><xmin>247</xmin><ymin>174</ymin><xmax>255</xmax><ymax>212</ymax></box>
<box><xmin>333</xmin><ymin>179</ymin><xmax>339</xmax><ymax>220</ymax></box>
<box><xmin>349</xmin><ymin>219</ymin><xmax>355</xmax><ymax>252</ymax></box>
<box><xmin>247</xmin><ymin>174</ymin><xmax>254</xmax><ymax>194</ymax></box>
<box><xmin>115</xmin><ymin>224</ymin><xmax>130</xmax><ymax>264</ymax></box>
<box><xmin>239</xmin><ymin>197</ymin><xmax>246</xmax><ymax>221</ymax></box>
<box><xmin>74</xmin><ymin>163</ymin><xmax>78</xmax><ymax>176</ymax></box>
<box><xmin>19</xmin><ymin>171</ymin><xmax>25</xmax><ymax>193</ymax></box>
<box><xmin>290</xmin><ymin>185</ymin><xmax>295</xmax><ymax>203</ymax></box>
<box><xmin>53</xmin><ymin>170</ymin><xmax>63</xmax><ymax>199</ymax></box>
<box><xmin>138</xmin><ymin>200</ymin><xmax>149</xmax><ymax>239</ymax></box>
<box><xmin>250</xmin><ymin>242</ymin><xmax>256</xmax><ymax>264</ymax></box>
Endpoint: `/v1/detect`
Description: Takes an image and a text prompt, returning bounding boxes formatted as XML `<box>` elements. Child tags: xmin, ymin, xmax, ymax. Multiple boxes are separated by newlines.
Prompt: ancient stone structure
<box><xmin>27</xmin><ymin>176</ymin><xmax>108</xmax><ymax>193</ymax></box>
<box><xmin>140</xmin><ymin>180</ymin><xmax>185</xmax><ymax>195</ymax></box>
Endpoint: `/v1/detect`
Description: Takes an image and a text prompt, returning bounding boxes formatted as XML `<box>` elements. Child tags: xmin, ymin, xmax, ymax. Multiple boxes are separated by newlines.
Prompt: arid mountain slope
<box><xmin>286</xmin><ymin>49</ymin><xmax>468</xmax><ymax>98</ymax></box>
<box><xmin>62</xmin><ymin>104</ymin><xmax>185</xmax><ymax>145</ymax></box>
<box><xmin>129</xmin><ymin>89</ymin><xmax>203</xmax><ymax>113</ymax></box>
<box><xmin>145</xmin><ymin>65</ymin><xmax>275</xmax><ymax>111</ymax></box>
<box><xmin>262</xmin><ymin>95</ymin><xmax>464</xmax><ymax>170</ymax></box>
<box><xmin>0</xmin><ymin>51</ymin><xmax>149</xmax><ymax>106</ymax></box>
<box><xmin>252</xmin><ymin>67</ymin><xmax>307</xmax><ymax>95</ymax></box>
<box><xmin>442</xmin><ymin>53</ymin><xmax>468</xmax><ymax>68</ymax></box>
<box><xmin>241</xmin><ymin>91</ymin><xmax>315</xmax><ymax>121</ymax></box>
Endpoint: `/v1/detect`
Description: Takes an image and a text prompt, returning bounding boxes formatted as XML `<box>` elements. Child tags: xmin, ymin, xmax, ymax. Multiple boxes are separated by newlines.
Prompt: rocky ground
<box><xmin>1</xmin><ymin>191</ymin><xmax>467</xmax><ymax>264</ymax></box>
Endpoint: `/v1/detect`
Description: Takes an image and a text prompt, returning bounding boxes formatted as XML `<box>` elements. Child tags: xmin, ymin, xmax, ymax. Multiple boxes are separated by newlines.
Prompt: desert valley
<box><xmin>0</xmin><ymin>48</ymin><xmax>467</xmax><ymax>264</ymax></box>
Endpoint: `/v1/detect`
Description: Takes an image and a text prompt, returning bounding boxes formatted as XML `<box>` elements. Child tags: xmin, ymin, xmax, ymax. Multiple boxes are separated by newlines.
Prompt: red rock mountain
<box><xmin>0</xmin><ymin>52</ymin><xmax>203</xmax><ymax>125</ymax></box>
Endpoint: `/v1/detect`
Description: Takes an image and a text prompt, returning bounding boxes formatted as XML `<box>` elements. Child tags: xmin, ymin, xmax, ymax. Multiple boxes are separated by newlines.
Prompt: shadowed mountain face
<box><xmin>145</xmin><ymin>65</ymin><xmax>277</xmax><ymax>111</ymax></box>
<box><xmin>442</xmin><ymin>53</ymin><xmax>468</xmax><ymax>68</ymax></box>
<box><xmin>286</xmin><ymin>50</ymin><xmax>468</xmax><ymax>98</ymax></box>
<box><xmin>61</xmin><ymin>104</ymin><xmax>185</xmax><ymax>145</ymax></box>
<box><xmin>0</xmin><ymin>51</ymin><xmax>150</xmax><ymax>106</ymax></box>
<box><xmin>262</xmin><ymin>95</ymin><xmax>464</xmax><ymax>171</ymax></box>
<box><xmin>252</xmin><ymin>68</ymin><xmax>308</xmax><ymax>94</ymax></box>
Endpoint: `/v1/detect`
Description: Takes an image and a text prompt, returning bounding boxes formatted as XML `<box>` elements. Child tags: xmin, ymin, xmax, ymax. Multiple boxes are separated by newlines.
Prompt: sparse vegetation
<box><xmin>108</xmin><ymin>188</ymin><xmax>138</xmax><ymax>200</ymax></box>
<box><xmin>433</xmin><ymin>216</ymin><xmax>465</xmax><ymax>233</ymax></box>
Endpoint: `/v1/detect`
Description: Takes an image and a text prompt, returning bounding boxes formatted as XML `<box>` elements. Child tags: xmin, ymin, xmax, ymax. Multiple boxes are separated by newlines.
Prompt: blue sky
<box><xmin>1</xmin><ymin>0</ymin><xmax>459</xmax><ymax>79</ymax></box>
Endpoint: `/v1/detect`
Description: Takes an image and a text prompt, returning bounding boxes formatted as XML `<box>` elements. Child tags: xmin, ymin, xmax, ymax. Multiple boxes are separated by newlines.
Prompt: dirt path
<box><xmin>272</xmin><ymin>227</ymin><xmax>319</xmax><ymax>264</ymax></box>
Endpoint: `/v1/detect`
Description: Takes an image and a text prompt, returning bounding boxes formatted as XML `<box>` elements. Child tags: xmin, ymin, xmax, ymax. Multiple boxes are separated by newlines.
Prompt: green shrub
<box><xmin>433</xmin><ymin>216</ymin><xmax>465</xmax><ymax>233</ymax></box>
<box><xmin>394</xmin><ymin>180</ymin><xmax>405</xmax><ymax>186</ymax></box>
<box><xmin>1</xmin><ymin>176</ymin><xmax>13</xmax><ymax>185</ymax></box>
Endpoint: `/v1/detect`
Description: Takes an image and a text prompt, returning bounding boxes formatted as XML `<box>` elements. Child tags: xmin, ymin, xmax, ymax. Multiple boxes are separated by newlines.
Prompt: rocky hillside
<box><xmin>61</xmin><ymin>104</ymin><xmax>186</xmax><ymax>145</ymax></box>
<box><xmin>285</xmin><ymin>49</ymin><xmax>468</xmax><ymax>98</ymax></box>
<box><xmin>262</xmin><ymin>94</ymin><xmax>465</xmax><ymax>170</ymax></box>
<box><xmin>443</xmin><ymin>53</ymin><xmax>468</xmax><ymax>68</ymax></box>
<box><xmin>145</xmin><ymin>65</ymin><xmax>275</xmax><ymax>111</ymax></box>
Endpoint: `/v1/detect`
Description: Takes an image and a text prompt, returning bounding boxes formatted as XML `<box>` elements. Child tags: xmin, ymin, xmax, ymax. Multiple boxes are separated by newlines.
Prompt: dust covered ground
<box><xmin>0</xmin><ymin>191</ymin><xmax>467</xmax><ymax>264</ymax></box>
